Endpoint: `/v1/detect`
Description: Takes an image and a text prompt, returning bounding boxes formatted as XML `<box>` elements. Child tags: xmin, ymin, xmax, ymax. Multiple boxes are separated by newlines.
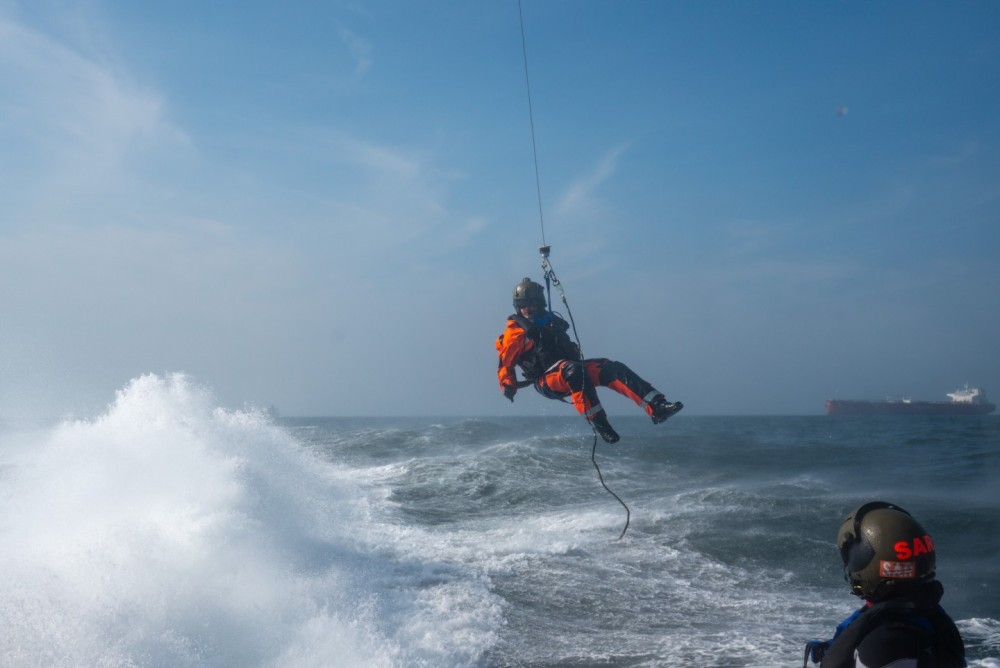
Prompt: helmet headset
<box><xmin>837</xmin><ymin>501</ymin><xmax>937</xmax><ymax>600</ymax></box>
<box><xmin>513</xmin><ymin>277</ymin><xmax>546</xmax><ymax>310</ymax></box>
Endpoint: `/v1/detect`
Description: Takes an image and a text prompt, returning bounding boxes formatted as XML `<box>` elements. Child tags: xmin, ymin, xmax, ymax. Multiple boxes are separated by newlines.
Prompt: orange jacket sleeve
<box><xmin>496</xmin><ymin>318</ymin><xmax>533</xmax><ymax>390</ymax></box>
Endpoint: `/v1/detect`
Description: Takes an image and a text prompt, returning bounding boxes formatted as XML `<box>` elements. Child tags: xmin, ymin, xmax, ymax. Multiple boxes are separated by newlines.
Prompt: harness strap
<box><xmin>540</xmin><ymin>249</ymin><xmax>583</xmax><ymax>357</ymax></box>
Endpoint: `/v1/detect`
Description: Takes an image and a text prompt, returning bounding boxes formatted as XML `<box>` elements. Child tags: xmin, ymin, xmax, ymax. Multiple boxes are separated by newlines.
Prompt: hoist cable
<box><xmin>517</xmin><ymin>0</ymin><xmax>547</xmax><ymax>248</ymax></box>
<box><xmin>517</xmin><ymin>0</ymin><xmax>629</xmax><ymax>540</ymax></box>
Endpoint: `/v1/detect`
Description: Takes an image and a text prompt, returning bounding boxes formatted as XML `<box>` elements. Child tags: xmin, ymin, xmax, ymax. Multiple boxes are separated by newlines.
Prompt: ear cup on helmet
<box><xmin>843</xmin><ymin>535</ymin><xmax>876</xmax><ymax>579</ymax></box>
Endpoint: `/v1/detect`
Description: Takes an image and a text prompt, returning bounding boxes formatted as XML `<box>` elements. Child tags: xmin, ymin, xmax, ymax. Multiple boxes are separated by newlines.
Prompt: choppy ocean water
<box><xmin>1</xmin><ymin>373</ymin><xmax>997</xmax><ymax>667</ymax></box>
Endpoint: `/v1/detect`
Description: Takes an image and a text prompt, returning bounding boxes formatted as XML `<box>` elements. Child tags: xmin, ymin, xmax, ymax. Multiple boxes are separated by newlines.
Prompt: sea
<box><xmin>1</xmin><ymin>373</ymin><xmax>998</xmax><ymax>668</ymax></box>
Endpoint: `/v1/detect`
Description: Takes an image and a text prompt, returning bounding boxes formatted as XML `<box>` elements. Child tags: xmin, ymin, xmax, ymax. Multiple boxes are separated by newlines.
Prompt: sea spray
<box><xmin>0</xmin><ymin>374</ymin><xmax>401</xmax><ymax>667</ymax></box>
<box><xmin>3</xmin><ymin>382</ymin><xmax>996</xmax><ymax>666</ymax></box>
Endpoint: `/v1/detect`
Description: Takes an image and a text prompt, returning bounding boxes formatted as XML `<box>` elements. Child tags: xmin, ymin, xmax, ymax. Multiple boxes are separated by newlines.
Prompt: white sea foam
<box><xmin>4</xmin><ymin>383</ymin><xmax>997</xmax><ymax>667</ymax></box>
<box><xmin>0</xmin><ymin>373</ymin><xmax>498</xmax><ymax>668</ymax></box>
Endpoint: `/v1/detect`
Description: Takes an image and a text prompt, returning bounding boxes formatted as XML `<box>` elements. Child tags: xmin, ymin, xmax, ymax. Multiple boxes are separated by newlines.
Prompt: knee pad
<box><xmin>560</xmin><ymin>361</ymin><xmax>585</xmax><ymax>392</ymax></box>
<box><xmin>599</xmin><ymin>360</ymin><xmax>625</xmax><ymax>384</ymax></box>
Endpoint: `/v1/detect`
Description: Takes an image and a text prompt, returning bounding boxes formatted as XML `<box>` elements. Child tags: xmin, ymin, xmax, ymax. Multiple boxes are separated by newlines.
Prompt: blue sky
<box><xmin>1</xmin><ymin>0</ymin><xmax>998</xmax><ymax>419</ymax></box>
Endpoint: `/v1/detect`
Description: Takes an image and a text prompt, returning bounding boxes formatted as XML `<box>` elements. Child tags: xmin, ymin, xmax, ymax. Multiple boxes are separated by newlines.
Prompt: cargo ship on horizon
<box><xmin>826</xmin><ymin>386</ymin><xmax>996</xmax><ymax>416</ymax></box>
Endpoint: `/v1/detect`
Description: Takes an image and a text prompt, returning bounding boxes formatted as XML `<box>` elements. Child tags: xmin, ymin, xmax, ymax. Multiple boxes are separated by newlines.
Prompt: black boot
<box><xmin>591</xmin><ymin>411</ymin><xmax>620</xmax><ymax>444</ymax></box>
<box><xmin>650</xmin><ymin>396</ymin><xmax>683</xmax><ymax>424</ymax></box>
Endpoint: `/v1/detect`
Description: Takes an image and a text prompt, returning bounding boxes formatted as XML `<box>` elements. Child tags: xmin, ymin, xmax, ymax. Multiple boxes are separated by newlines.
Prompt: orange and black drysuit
<box><xmin>496</xmin><ymin>310</ymin><xmax>664</xmax><ymax>423</ymax></box>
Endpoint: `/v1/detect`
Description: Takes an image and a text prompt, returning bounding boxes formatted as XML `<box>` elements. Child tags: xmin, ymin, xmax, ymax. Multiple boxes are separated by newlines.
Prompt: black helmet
<box><xmin>837</xmin><ymin>501</ymin><xmax>937</xmax><ymax>600</ymax></box>
<box><xmin>513</xmin><ymin>277</ymin><xmax>546</xmax><ymax>309</ymax></box>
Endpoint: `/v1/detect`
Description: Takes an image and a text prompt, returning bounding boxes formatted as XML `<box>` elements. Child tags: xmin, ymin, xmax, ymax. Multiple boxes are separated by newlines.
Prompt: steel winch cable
<box><xmin>518</xmin><ymin>0</ymin><xmax>630</xmax><ymax>540</ymax></box>
<box><xmin>518</xmin><ymin>0</ymin><xmax>547</xmax><ymax>250</ymax></box>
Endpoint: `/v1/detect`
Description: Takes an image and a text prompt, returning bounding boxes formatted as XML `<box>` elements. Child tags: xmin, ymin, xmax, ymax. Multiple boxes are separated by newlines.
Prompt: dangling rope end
<box><xmin>591</xmin><ymin>431</ymin><xmax>631</xmax><ymax>540</ymax></box>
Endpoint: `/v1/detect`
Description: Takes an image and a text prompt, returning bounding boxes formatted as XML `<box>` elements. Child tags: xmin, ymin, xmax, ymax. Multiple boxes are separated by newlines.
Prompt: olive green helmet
<box><xmin>513</xmin><ymin>277</ymin><xmax>546</xmax><ymax>309</ymax></box>
<box><xmin>837</xmin><ymin>501</ymin><xmax>937</xmax><ymax>600</ymax></box>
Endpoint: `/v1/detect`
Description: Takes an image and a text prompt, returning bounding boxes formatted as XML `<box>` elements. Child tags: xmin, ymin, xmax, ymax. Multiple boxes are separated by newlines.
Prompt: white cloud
<box><xmin>338</xmin><ymin>27</ymin><xmax>372</xmax><ymax>80</ymax></box>
<box><xmin>307</xmin><ymin>133</ymin><xmax>460</xmax><ymax>249</ymax></box>
<box><xmin>555</xmin><ymin>143</ymin><xmax>629</xmax><ymax>218</ymax></box>
<box><xmin>928</xmin><ymin>141</ymin><xmax>979</xmax><ymax>168</ymax></box>
<box><xmin>0</xmin><ymin>13</ymin><xmax>189</xmax><ymax>223</ymax></box>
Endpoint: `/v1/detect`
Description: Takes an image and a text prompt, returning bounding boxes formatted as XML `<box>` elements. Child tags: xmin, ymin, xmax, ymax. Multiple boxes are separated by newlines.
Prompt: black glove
<box><xmin>503</xmin><ymin>384</ymin><xmax>517</xmax><ymax>402</ymax></box>
<box><xmin>804</xmin><ymin>640</ymin><xmax>830</xmax><ymax>665</ymax></box>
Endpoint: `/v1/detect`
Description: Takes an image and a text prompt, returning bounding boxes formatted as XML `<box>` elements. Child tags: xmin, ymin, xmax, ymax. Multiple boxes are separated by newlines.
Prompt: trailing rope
<box><xmin>518</xmin><ymin>1</ymin><xmax>630</xmax><ymax>540</ymax></box>
<box><xmin>592</xmin><ymin>433</ymin><xmax>631</xmax><ymax>541</ymax></box>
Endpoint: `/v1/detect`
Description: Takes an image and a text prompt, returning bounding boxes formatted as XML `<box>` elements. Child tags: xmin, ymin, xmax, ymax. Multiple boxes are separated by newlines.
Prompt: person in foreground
<box><xmin>496</xmin><ymin>277</ymin><xmax>682</xmax><ymax>443</ymax></box>
<box><xmin>804</xmin><ymin>501</ymin><xmax>966</xmax><ymax>668</ymax></box>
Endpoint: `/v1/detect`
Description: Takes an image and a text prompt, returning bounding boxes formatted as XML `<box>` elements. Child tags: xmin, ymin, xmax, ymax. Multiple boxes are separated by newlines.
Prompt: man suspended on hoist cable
<box><xmin>496</xmin><ymin>277</ymin><xmax>683</xmax><ymax>443</ymax></box>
